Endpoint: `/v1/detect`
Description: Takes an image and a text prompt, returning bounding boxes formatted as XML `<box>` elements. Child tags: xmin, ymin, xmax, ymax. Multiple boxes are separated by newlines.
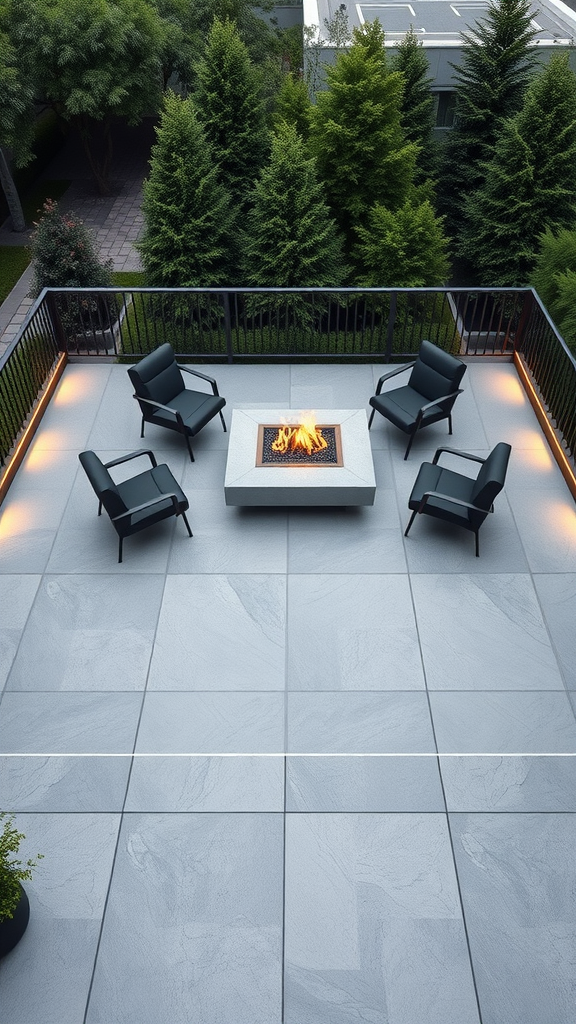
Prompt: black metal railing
<box><xmin>1</xmin><ymin>286</ymin><xmax>575</xmax><ymax>475</ymax></box>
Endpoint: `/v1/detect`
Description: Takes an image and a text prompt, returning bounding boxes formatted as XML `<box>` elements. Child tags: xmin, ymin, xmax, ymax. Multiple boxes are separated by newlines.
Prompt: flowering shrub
<box><xmin>29</xmin><ymin>198</ymin><xmax>113</xmax><ymax>295</ymax></box>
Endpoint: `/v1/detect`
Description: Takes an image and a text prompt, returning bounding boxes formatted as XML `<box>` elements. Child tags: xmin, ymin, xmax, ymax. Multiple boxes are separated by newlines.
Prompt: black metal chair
<box><xmin>127</xmin><ymin>343</ymin><xmax>226</xmax><ymax>462</ymax></box>
<box><xmin>404</xmin><ymin>443</ymin><xmax>512</xmax><ymax>556</ymax></box>
<box><xmin>78</xmin><ymin>449</ymin><xmax>192</xmax><ymax>563</ymax></box>
<box><xmin>368</xmin><ymin>340</ymin><xmax>467</xmax><ymax>458</ymax></box>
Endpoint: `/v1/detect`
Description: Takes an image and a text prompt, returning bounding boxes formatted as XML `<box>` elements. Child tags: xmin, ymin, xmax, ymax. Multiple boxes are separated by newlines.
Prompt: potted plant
<box><xmin>0</xmin><ymin>812</ymin><xmax>43</xmax><ymax>958</ymax></box>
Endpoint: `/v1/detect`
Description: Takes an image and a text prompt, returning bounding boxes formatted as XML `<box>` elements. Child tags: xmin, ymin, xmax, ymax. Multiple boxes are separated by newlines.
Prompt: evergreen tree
<box><xmin>138</xmin><ymin>92</ymin><xmax>237</xmax><ymax>287</ymax></box>
<box><xmin>531</xmin><ymin>226</ymin><xmax>576</xmax><ymax>316</ymax></box>
<box><xmin>465</xmin><ymin>54</ymin><xmax>576</xmax><ymax>285</ymax></box>
<box><xmin>352</xmin><ymin>199</ymin><xmax>449</xmax><ymax>286</ymax></box>
<box><xmin>309</xmin><ymin>20</ymin><xmax>418</xmax><ymax>243</ymax></box>
<box><xmin>391</xmin><ymin>27</ymin><xmax>436</xmax><ymax>182</ymax></box>
<box><xmin>273</xmin><ymin>73</ymin><xmax>311</xmax><ymax>141</ymax></box>
<box><xmin>195</xmin><ymin>17</ymin><xmax>269</xmax><ymax>204</ymax></box>
<box><xmin>243</xmin><ymin>121</ymin><xmax>347</xmax><ymax>287</ymax></box>
<box><xmin>438</xmin><ymin>0</ymin><xmax>537</xmax><ymax>248</ymax></box>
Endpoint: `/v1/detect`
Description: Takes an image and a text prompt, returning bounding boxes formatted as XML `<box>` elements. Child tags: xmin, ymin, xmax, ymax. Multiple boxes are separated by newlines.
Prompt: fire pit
<box><xmin>224</xmin><ymin>409</ymin><xmax>376</xmax><ymax>506</ymax></box>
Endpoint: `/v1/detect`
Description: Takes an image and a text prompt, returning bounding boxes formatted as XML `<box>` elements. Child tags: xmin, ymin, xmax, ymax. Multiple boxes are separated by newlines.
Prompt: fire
<box><xmin>271</xmin><ymin>413</ymin><xmax>328</xmax><ymax>456</ymax></box>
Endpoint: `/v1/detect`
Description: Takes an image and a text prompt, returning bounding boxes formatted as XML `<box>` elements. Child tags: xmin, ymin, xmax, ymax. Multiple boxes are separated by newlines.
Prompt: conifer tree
<box><xmin>352</xmin><ymin>199</ymin><xmax>449</xmax><ymax>287</ymax></box>
<box><xmin>465</xmin><ymin>53</ymin><xmax>576</xmax><ymax>285</ymax></box>
<box><xmin>438</xmin><ymin>0</ymin><xmax>537</xmax><ymax>247</ymax></box>
<box><xmin>273</xmin><ymin>73</ymin><xmax>311</xmax><ymax>141</ymax></box>
<box><xmin>531</xmin><ymin>227</ymin><xmax>576</xmax><ymax>317</ymax></box>
<box><xmin>391</xmin><ymin>27</ymin><xmax>436</xmax><ymax>182</ymax></box>
<box><xmin>243</xmin><ymin>121</ymin><xmax>347</xmax><ymax>287</ymax></box>
<box><xmin>195</xmin><ymin>17</ymin><xmax>269</xmax><ymax>204</ymax></box>
<box><xmin>309</xmin><ymin>20</ymin><xmax>418</xmax><ymax>243</ymax></box>
<box><xmin>138</xmin><ymin>92</ymin><xmax>237</xmax><ymax>287</ymax></box>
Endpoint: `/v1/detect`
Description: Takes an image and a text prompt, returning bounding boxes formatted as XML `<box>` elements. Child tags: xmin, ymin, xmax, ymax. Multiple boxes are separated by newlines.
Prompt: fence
<box><xmin>1</xmin><ymin>286</ymin><xmax>575</xmax><ymax>493</ymax></box>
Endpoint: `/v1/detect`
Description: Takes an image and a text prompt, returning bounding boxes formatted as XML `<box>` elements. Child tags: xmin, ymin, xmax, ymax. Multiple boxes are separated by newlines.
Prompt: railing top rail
<box><xmin>44</xmin><ymin>285</ymin><xmax>536</xmax><ymax>295</ymax></box>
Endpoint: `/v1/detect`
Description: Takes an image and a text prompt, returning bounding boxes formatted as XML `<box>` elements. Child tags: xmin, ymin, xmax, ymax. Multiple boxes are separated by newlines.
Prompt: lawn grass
<box><xmin>0</xmin><ymin>247</ymin><xmax>31</xmax><ymax>304</ymax></box>
<box><xmin>111</xmin><ymin>271</ymin><xmax>145</xmax><ymax>287</ymax></box>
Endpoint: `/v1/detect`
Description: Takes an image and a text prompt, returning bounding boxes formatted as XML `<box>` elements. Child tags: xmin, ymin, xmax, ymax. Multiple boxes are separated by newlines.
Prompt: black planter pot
<box><xmin>0</xmin><ymin>883</ymin><xmax>30</xmax><ymax>958</ymax></box>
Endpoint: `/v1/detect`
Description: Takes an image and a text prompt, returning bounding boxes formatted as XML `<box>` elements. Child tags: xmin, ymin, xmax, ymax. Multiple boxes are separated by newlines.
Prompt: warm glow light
<box><xmin>272</xmin><ymin>412</ymin><xmax>328</xmax><ymax>456</ymax></box>
<box><xmin>516</xmin><ymin>447</ymin><xmax>554</xmax><ymax>473</ymax></box>
<box><xmin>550</xmin><ymin>501</ymin><xmax>576</xmax><ymax>542</ymax></box>
<box><xmin>0</xmin><ymin>502</ymin><xmax>35</xmax><ymax>539</ymax></box>
<box><xmin>23</xmin><ymin>443</ymin><xmax>64</xmax><ymax>472</ymax></box>
<box><xmin>490</xmin><ymin>374</ymin><xmax>526</xmax><ymax>405</ymax></box>
<box><xmin>515</xmin><ymin>429</ymin><xmax>548</xmax><ymax>453</ymax></box>
<box><xmin>30</xmin><ymin>429</ymin><xmax>66</xmax><ymax>451</ymax></box>
<box><xmin>53</xmin><ymin>371</ymin><xmax>93</xmax><ymax>406</ymax></box>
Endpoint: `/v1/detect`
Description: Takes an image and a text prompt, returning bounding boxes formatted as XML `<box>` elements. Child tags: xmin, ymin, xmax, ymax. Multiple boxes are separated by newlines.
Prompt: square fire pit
<box><xmin>224</xmin><ymin>409</ymin><xmax>376</xmax><ymax>506</ymax></box>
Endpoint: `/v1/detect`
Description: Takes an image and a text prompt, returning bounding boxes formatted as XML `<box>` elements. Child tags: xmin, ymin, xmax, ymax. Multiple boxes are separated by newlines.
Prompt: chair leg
<box><xmin>475</xmin><ymin>531</ymin><xmax>480</xmax><ymax>557</ymax></box>
<box><xmin>368</xmin><ymin>408</ymin><xmax>376</xmax><ymax>429</ymax></box>
<box><xmin>181</xmin><ymin>511</ymin><xmax>193</xmax><ymax>537</ymax></box>
<box><xmin>404</xmin><ymin>431</ymin><xmax>417</xmax><ymax>460</ymax></box>
<box><xmin>404</xmin><ymin>509</ymin><xmax>418</xmax><ymax>536</ymax></box>
<box><xmin>98</xmin><ymin>501</ymin><xmax>103</xmax><ymax>517</ymax></box>
<box><xmin>140</xmin><ymin>417</ymin><xmax>145</xmax><ymax>439</ymax></box>
<box><xmin>118</xmin><ymin>537</ymin><xmax>123</xmax><ymax>563</ymax></box>
<box><xmin>184</xmin><ymin>434</ymin><xmax>195</xmax><ymax>462</ymax></box>
<box><xmin>219</xmin><ymin>410</ymin><xmax>227</xmax><ymax>432</ymax></box>
<box><xmin>448</xmin><ymin>413</ymin><xmax>453</xmax><ymax>435</ymax></box>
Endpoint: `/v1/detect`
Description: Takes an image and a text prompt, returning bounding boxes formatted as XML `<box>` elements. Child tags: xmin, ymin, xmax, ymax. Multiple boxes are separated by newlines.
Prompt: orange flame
<box><xmin>272</xmin><ymin>413</ymin><xmax>328</xmax><ymax>456</ymax></box>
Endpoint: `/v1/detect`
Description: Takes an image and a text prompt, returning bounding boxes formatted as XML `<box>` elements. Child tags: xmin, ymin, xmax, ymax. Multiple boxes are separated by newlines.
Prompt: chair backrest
<box><xmin>470</xmin><ymin>442</ymin><xmax>512</xmax><ymax>516</ymax></box>
<box><xmin>409</xmin><ymin>340</ymin><xmax>467</xmax><ymax>405</ymax></box>
<box><xmin>78</xmin><ymin>451</ymin><xmax>126</xmax><ymax>520</ymax></box>
<box><xmin>127</xmin><ymin>343</ymin><xmax>184</xmax><ymax>408</ymax></box>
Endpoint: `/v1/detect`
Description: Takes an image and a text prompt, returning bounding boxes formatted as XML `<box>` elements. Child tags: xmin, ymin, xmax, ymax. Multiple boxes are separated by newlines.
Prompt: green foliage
<box><xmin>391</xmin><ymin>27</ymin><xmax>437</xmax><ymax>182</ymax></box>
<box><xmin>0</xmin><ymin>25</ymin><xmax>35</xmax><ymax>165</ymax></box>
<box><xmin>138</xmin><ymin>91</ymin><xmax>237</xmax><ymax>288</ymax></box>
<box><xmin>6</xmin><ymin>0</ymin><xmax>163</xmax><ymax>192</ymax></box>
<box><xmin>465</xmin><ymin>54</ymin><xmax>576</xmax><ymax>285</ymax></box>
<box><xmin>195</xmin><ymin>18</ymin><xmax>269</xmax><ymax>203</ymax></box>
<box><xmin>243</xmin><ymin>120</ymin><xmax>347</xmax><ymax>288</ymax></box>
<box><xmin>531</xmin><ymin>227</ymin><xmax>576</xmax><ymax>312</ymax></box>
<box><xmin>29</xmin><ymin>198</ymin><xmax>113</xmax><ymax>295</ymax></box>
<box><xmin>531</xmin><ymin>227</ymin><xmax>576</xmax><ymax>352</ymax></box>
<box><xmin>438</xmin><ymin>0</ymin><xmax>537</xmax><ymax>245</ymax></box>
<box><xmin>273</xmin><ymin>74</ymin><xmax>311</xmax><ymax>140</ymax></box>
<box><xmin>148</xmin><ymin>0</ymin><xmax>202</xmax><ymax>91</ymax></box>
<box><xmin>353</xmin><ymin>199</ymin><xmax>449</xmax><ymax>286</ymax></box>
<box><xmin>309</xmin><ymin>20</ymin><xmax>418</xmax><ymax>243</ymax></box>
<box><xmin>0</xmin><ymin>245</ymin><xmax>29</xmax><ymax>302</ymax></box>
<box><xmin>0</xmin><ymin>813</ymin><xmax>43</xmax><ymax>923</ymax></box>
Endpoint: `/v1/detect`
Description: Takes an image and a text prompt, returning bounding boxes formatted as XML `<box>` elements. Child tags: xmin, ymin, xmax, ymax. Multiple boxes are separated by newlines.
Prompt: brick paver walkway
<box><xmin>0</xmin><ymin>119</ymin><xmax>155</xmax><ymax>355</ymax></box>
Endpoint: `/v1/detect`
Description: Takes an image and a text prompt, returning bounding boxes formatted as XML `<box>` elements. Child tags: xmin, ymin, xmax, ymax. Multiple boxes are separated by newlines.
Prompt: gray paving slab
<box><xmin>1</xmin><ymin>361</ymin><xmax>576</xmax><ymax>1024</ymax></box>
<box><xmin>284</xmin><ymin>813</ymin><xmax>480</xmax><ymax>1024</ymax></box>
<box><xmin>85</xmin><ymin>813</ymin><xmax>284</xmax><ymax>1024</ymax></box>
<box><xmin>450</xmin><ymin>812</ymin><xmax>576</xmax><ymax>1024</ymax></box>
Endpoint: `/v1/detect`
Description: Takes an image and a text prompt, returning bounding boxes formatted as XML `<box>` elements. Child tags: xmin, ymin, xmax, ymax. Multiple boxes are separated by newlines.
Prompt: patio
<box><xmin>0</xmin><ymin>358</ymin><xmax>575</xmax><ymax>1024</ymax></box>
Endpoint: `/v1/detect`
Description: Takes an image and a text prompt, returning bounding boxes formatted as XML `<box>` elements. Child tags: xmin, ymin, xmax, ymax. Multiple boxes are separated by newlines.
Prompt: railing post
<box><xmin>222</xmin><ymin>292</ymin><xmax>233</xmax><ymax>363</ymax></box>
<box><xmin>385</xmin><ymin>291</ymin><xmax>397</xmax><ymax>360</ymax></box>
<box><xmin>45</xmin><ymin>292</ymin><xmax>68</xmax><ymax>353</ymax></box>
<box><xmin>513</xmin><ymin>290</ymin><xmax>535</xmax><ymax>356</ymax></box>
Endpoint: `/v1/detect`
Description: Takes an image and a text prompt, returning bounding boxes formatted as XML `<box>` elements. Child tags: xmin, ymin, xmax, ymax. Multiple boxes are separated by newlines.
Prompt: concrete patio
<box><xmin>0</xmin><ymin>359</ymin><xmax>575</xmax><ymax>1024</ymax></box>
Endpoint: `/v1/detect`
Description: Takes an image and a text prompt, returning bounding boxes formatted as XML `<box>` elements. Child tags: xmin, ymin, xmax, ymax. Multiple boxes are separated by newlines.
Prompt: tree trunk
<box><xmin>78</xmin><ymin>118</ymin><xmax>114</xmax><ymax>196</ymax></box>
<box><xmin>0</xmin><ymin>147</ymin><xmax>26</xmax><ymax>232</ymax></box>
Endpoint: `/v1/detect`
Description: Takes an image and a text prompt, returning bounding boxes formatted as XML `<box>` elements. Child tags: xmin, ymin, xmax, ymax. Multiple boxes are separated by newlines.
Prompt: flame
<box><xmin>272</xmin><ymin>413</ymin><xmax>328</xmax><ymax>456</ymax></box>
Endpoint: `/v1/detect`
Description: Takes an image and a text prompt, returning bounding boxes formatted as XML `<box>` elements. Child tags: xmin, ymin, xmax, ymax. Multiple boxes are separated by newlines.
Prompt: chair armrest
<box><xmin>132</xmin><ymin>394</ymin><xmax>185</xmax><ymax>428</ymax></box>
<box><xmin>418</xmin><ymin>490</ymin><xmax>494</xmax><ymax>514</ymax></box>
<box><xmin>432</xmin><ymin>447</ymin><xmax>485</xmax><ymax>466</ymax></box>
<box><xmin>374</xmin><ymin>361</ymin><xmax>415</xmax><ymax>395</ymax></box>
<box><xmin>104</xmin><ymin>450</ymin><xmax>157</xmax><ymax>470</ymax></box>
<box><xmin>112</xmin><ymin>492</ymin><xmax>180</xmax><ymax>521</ymax></box>
<box><xmin>179</xmin><ymin>365</ymin><xmax>220</xmax><ymax>397</ymax></box>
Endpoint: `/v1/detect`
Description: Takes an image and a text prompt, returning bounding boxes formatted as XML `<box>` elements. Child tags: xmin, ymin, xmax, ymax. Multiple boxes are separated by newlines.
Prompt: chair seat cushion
<box><xmin>408</xmin><ymin>462</ymin><xmax>476</xmax><ymax>526</ymax></box>
<box><xmin>117</xmin><ymin>464</ymin><xmax>189</xmax><ymax>536</ymax></box>
<box><xmin>150</xmin><ymin>389</ymin><xmax>225</xmax><ymax>436</ymax></box>
<box><xmin>370</xmin><ymin>387</ymin><xmax>448</xmax><ymax>434</ymax></box>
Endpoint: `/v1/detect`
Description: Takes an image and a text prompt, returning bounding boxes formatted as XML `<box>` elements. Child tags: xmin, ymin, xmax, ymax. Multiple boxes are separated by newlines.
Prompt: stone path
<box><xmin>0</xmin><ymin>119</ymin><xmax>154</xmax><ymax>355</ymax></box>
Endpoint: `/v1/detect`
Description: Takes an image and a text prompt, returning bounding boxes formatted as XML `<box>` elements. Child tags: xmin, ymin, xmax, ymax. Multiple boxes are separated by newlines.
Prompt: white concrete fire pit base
<box><xmin>224</xmin><ymin>408</ymin><xmax>376</xmax><ymax>506</ymax></box>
